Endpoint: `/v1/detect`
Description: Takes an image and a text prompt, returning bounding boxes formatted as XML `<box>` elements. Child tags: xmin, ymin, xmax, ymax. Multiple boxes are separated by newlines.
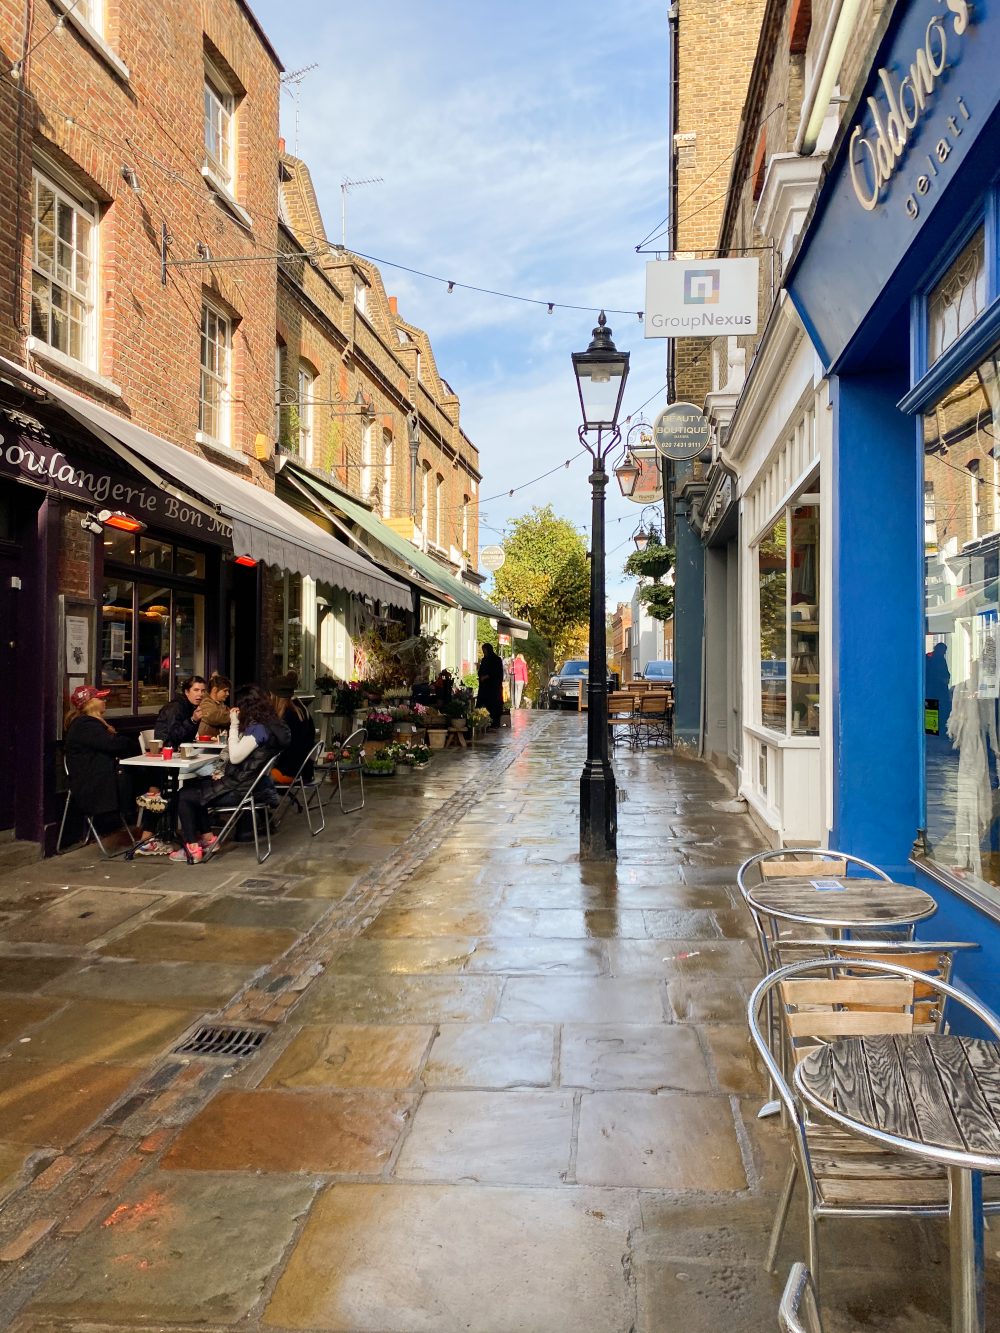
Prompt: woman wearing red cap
<box><xmin>64</xmin><ymin>685</ymin><xmax>140</xmax><ymax>835</ymax></box>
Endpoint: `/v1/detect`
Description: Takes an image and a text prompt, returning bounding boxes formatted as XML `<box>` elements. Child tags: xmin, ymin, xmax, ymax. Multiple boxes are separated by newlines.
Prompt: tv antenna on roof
<box><xmin>341</xmin><ymin>176</ymin><xmax>383</xmax><ymax>247</ymax></box>
<box><xmin>280</xmin><ymin>63</ymin><xmax>319</xmax><ymax>155</ymax></box>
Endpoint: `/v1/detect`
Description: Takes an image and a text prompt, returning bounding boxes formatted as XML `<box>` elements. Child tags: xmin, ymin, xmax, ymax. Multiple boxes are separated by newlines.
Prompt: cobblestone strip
<box><xmin>0</xmin><ymin>718</ymin><xmax>552</xmax><ymax>1316</ymax></box>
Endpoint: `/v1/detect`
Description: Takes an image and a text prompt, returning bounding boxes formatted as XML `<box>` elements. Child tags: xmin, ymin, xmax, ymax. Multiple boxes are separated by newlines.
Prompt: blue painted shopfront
<box><xmin>787</xmin><ymin>0</ymin><xmax>1000</xmax><ymax>1019</ymax></box>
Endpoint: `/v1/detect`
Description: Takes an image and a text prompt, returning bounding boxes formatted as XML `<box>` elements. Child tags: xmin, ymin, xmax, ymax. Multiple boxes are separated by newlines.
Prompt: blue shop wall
<box><xmin>830</xmin><ymin>368</ymin><xmax>922</xmax><ymax>880</ymax></box>
<box><xmin>673</xmin><ymin>478</ymin><xmax>705</xmax><ymax>746</ymax></box>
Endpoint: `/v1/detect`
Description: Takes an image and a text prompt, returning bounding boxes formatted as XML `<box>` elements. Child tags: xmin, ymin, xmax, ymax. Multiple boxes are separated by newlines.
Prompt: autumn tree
<box><xmin>490</xmin><ymin>505</ymin><xmax>590</xmax><ymax>678</ymax></box>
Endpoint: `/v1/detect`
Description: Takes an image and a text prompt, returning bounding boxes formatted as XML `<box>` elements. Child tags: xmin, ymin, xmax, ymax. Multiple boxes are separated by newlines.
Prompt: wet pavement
<box><xmin>0</xmin><ymin>713</ymin><xmax>990</xmax><ymax>1330</ymax></box>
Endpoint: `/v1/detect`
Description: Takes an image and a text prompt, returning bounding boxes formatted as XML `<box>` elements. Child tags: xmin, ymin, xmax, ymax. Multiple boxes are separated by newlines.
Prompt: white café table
<box><xmin>120</xmin><ymin>753</ymin><xmax>216</xmax><ymax>785</ymax></box>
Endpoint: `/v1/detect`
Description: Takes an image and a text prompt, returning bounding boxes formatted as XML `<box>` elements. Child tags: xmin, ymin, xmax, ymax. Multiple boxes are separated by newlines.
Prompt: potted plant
<box><xmin>363</xmin><ymin>752</ymin><xmax>397</xmax><ymax>777</ymax></box>
<box><xmin>443</xmin><ymin>698</ymin><xmax>468</xmax><ymax>731</ymax></box>
<box><xmin>363</xmin><ymin>708</ymin><xmax>395</xmax><ymax>753</ymax></box>
<box><xmin>314</xmin><ymin>674</ymin><xmax>337</xmax><ymax>711</ymax></box>
<box><xmin>469</xmin><ymin>706</ymin><xmax>492</xmax><ymax>734</ymax></box>
<box><xmin>406</xmin><ymin>741</ymin><xmax>431</xmax><ymax>767</ymax></box>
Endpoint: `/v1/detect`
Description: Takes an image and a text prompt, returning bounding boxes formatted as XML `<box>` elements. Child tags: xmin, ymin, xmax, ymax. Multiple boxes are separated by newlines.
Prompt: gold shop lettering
<box><xmin>848</xmin><ymin>0</ymin><xmax>971</xmax><ymax>215</ymax></box>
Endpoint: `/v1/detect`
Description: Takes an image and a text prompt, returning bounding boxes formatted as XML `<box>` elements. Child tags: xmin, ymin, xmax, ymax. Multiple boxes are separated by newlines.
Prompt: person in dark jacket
<box><xmin>270</xmin><ymin>672</ymin><xmax>317</xmax><ymax>783</ymax></box>
<box><xmin>153</xmin><ymin>675</ymin><xmax>207</xmax><ymax>748</ymax></box>
<box><xmin>64</xmin><ymin>685</ymin><xmax>140</xmax><ymax>830</ymax></box>
<box><xmin>171</xmin><ymin>683</ymin><xmax>291</xmax><ymax>863</ymax></box>
<box><xmin>476</xmin><ymin>643</ymin><xmax>505</xmax><ymax>727</ymax></box>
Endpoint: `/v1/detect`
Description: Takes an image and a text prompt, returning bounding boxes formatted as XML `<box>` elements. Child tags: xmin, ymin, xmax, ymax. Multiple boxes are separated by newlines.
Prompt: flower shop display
<box><xmin>469</xmin><ymin>707</ymin><xmax>492</xmax><ymax>733</ymax></box>
<box><xmin>427</xmin><ymin>727</ymin><xmax>448</xmax><ymax>750</ymax></box>
<box><xmin>442</xmin><ymin>699</ymin><xmax>468</xmax><ymax>730</ymax></box>
<box><xmin>364</xmin><ymin>709</ymin><xmax>395</xmax><ymax>740</ymax></box>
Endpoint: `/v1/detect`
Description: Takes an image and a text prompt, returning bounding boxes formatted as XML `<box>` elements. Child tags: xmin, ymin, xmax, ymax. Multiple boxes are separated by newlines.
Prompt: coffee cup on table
<box><xmin>179</xmin><ymin>744</ymin><xmax>195</xmax><ymax>759</ymax></box>
<box><xmin>161</xmin><ymin>746</ymin><xmax>174</xmax><ymax>760</ymax></box>
<box><xmin>197</xmin><ymin>734</ymin><xmax>212</xmax><ymax>742</ymax></box>
<box><xmin>147</xmin><ymin>739</ymin><xmax>163</xmax><ymax>755</ymax></box>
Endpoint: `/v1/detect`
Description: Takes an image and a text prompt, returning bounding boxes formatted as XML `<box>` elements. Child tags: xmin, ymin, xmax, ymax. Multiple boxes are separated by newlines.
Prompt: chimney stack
<box><xmin>278</xmin><ymin>136</ymin><xmax>286</xmax><ymax>155</ymax></box>
<box><xmin>388</xmin><ymin>296</ymin><xmax>398</xmax><ymax>316</ymax></box>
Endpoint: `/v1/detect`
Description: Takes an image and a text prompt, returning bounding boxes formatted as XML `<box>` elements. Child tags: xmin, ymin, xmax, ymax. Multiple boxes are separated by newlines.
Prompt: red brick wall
<box><xmin>0</xmin><ymin>0</ymin><xmax>281</xmax><ymax>485</ymax></box>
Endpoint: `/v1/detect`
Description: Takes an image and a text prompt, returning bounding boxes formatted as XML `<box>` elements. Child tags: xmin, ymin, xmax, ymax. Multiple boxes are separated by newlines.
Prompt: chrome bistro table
<box><xmin>744</xmin><ymin>876</ymin><xmax>938</xmax><ymax>939</ymax></box>
<box><xmin>796</xmin><ymin>1034</ymin><xmax>1000</xmax><ymax>1333</ymax></box>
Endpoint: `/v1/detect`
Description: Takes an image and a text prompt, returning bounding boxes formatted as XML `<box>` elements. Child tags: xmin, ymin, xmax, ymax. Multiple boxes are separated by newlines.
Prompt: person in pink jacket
<box><xmin>509</xmin><ymin>652</ymin><xmax>529</xmax><ymax>709</ymax></box>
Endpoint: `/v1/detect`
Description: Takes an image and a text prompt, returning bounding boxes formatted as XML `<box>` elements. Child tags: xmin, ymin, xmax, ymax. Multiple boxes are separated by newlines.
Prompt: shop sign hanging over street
<box><xmin>624</xmin><ymin>448</ymin><xmax>663</xmax><ymax>504</ymax></box>
<box><xmin>644</xmin><ymin>258</ymin><xmax>759</xmax><ymax>338</ymax></box>
<box><xmin>480</xmin><ymin>544</ymin><xmax>506</xmax><ymax>572</ymax></box>
<box><xmin>652</xmin><ymin>403</ymin><xmax>712</xmax><ymax>460</ymax></box>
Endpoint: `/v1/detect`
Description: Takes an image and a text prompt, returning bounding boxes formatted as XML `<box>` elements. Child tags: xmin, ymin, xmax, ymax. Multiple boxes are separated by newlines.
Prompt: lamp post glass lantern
<box><xmin>614</xmin><ymin>453</ymin><xmax>640</xmax><ymax>498</ymax></box>
<box><xmin>572</xmin><ymin>312</ymin><xmax>629</xmax><ymax>860</ymax></box>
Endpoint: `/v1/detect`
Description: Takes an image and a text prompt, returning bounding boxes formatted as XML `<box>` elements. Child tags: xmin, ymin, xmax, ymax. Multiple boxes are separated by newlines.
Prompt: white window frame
<box><xmin>382</xmin><ymin>434</ymin><xmax>393</xmax><ymax>518</ymax></box>
<box><xmin>30</xmin><ymin>168</ymin><xmax>98</xmax><ymax>372</ymax></box>
<box><xmin>50</xmin><ymin>0</ymin><xmax>130</xmax><ymax>80</ymax></box>
<box><xmin>354</xmin><ymin>280</ymin><xmax>368</xmax><ymax>316</ymax></box>
<box><xmin>198</xmin><ymin>300</ymin><xmax>232</xmax><ymax>449</ymax></box>
<box><xmin>204</xmin><ymin>59</ymin><xmax>235</xmax><ymax>194</ymax></box>
<box><xmin>435</xmin><ymin>473</ymin><xmax>443</xmax><ymax>546</ymax></box>
<box><xmin>297</xmin><ymin>363</ymin><xmax>314</xmax><ymax>466</ymax></box>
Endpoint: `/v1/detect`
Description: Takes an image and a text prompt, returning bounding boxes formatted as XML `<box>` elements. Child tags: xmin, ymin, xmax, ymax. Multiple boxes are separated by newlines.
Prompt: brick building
<box><xmin>0</xmin><ymin>0</ymin><xmax>492</xmax><ymax>854</ymax></box>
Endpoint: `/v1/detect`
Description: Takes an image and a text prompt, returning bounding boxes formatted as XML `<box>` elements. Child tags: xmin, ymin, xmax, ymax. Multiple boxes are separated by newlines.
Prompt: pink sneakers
<box><xmin>168</xmin><ymin>842</ymin><xmax>204</xmax><ymax>864</ymax></box>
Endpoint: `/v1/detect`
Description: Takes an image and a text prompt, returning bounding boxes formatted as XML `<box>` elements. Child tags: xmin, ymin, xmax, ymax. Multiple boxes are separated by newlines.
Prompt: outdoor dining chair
<box><xmin>199</xmin><ymin>764</ymin><xmax>277</xmax><ymax>865</ymax></box>
<box><xmin>55</xmin><ymin>755</ymin><xmax>138</xmax><ymax>860</ymax></box>
<box><xmin>631</xmin><ymin>691</ymin><xmax>672</xmax><ymax>748</ymax></box>
<box><xmin>779</xmin><ymin>1265</ymin><xmax>824</xmax><ymax>1333</ymax></box>
<box><xmin>332</xmin><ymin>726</ymin><xmax>367</xmax><ymax>814</ymax></box>
<box><xmin>607</xmin><ymin>692</ymin><xmax>636</xmax><ymax>748</ymax></box>
<box><xmin>270</xmin><ymin>738</ymin><xmax>327</xmax><ymax>835</ymax></box>
<box><xmin>748</xmin><ymin>957</ymin><xmax>1000</xmax><ymax>1290</ymax></box>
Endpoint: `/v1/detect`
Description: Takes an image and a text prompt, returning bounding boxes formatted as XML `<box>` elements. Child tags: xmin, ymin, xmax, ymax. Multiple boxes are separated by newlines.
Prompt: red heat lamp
<box><xmin>99</xmin><ymin>509</ymin><xmax>146</xmax><ymax>534</ymax></box>
<box><xmin>234</xmin><ymin>554</ymin><xmax>258</xmax><ymax>568</ymax></box>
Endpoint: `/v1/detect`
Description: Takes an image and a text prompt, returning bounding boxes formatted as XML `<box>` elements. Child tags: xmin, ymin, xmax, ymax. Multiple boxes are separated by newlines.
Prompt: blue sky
<box><xmin>251</xmin><ymin>0</ymin><xmax>671</xmax><ymax>603</ymax></box>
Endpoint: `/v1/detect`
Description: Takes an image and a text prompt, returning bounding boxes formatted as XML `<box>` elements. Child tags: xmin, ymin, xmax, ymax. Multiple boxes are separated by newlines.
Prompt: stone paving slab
<box><xmin>263</xmin><ymin>1183</ymin><xmax>639</xmax><ymax>1332</ymax></box>
<box><xmin>260</xmin><ymin>1023</ymin><xmax>435</xmax><ymax>1089</ymax></box>
<box><xmin>25</xmin><ymin>1172</ymin><xmax>317</xmax><ymax>1324</ymax></box>
<box><xmin>161</xmin><ymin>1088</ymin><xmax>414</xmax><ymax>1173</ymax></box>
<box><xmin>422</xmin><ymin>1022</ymin><xmax>555</xmax><ymax>1088</ymax></box>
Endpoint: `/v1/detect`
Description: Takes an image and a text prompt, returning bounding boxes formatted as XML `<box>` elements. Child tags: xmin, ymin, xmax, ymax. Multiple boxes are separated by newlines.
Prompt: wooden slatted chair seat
<box><xmin>748</xmin><ymin>957</ymin><xmax>1000</xmax><ymax>1296</ymax></box>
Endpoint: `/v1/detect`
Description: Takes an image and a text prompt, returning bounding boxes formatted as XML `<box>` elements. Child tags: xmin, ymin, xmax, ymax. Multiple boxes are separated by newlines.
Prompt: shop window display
<box><xmin>270</xmin><ymin>568</ymin><xmax>303</xmax><ymax>682</ymax></box>
<box><xmin>755</xmin><ymin>496</ymin><xmax>820</xmax><ymax>736</ymax></box>
<box><xmin>100</xmin><ymin>535</ymin><xmax>207</xmax><ymax>714</ymax></box>
<box><xmin>923</xmin><ymin>346</ymin><xmax>1000</xmax><ymax>890</ymax></box>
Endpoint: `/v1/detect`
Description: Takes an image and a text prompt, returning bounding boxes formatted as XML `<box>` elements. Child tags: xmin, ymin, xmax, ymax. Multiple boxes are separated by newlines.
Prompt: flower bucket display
<box><xmin>428</xmin><ymin>730</ymin><xmax>448</xmax><ymax>750</ymax></box>
<box><xmin>364</xmin><ymin>709</ymin><xmax>395</xmax><ymax>741</ymax></box>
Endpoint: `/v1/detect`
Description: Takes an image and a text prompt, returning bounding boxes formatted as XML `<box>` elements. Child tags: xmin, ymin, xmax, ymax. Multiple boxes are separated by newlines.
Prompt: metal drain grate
<box><xmin>172</xmin><ymin>1025</ymin><xmax>268</xmax><ymax>1059</ymax></box>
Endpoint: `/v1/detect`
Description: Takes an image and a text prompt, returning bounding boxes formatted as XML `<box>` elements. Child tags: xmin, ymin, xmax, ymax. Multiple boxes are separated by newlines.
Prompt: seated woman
<box><xmin>171</xmin><ymin>684</ymin><xmax>291</xmax><ymax>863</ymax></box>
<box><xmin>270</xmin><ymin>672</ymin><xmax>317</xmax><ymax>784</ymax></box>
<box><xmin>64</xmin><ymin>684</ymin><xmax>141</xmax><ymax>841</ymax></box>
<box><xmin>197</xmin><ymin>672</ymin><xmax>232</xmax><ymax>737</ymax></box>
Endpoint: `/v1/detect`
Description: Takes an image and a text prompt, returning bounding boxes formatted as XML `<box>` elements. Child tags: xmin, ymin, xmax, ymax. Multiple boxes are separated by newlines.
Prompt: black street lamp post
<box><xmin>572</xmin><ymin>312</ymin><xmax>630</xmax><ymax>861</ymax></box>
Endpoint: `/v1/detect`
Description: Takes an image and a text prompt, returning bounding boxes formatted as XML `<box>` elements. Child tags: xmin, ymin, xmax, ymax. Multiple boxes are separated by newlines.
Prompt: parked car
<box><xmin>545</xmin><ymin>659</ymin><xmax>617</xmax><ymax>710</ymax></box>
<box><xmin>641</xmin><ymin>660</ymin><xmax>674</xmax><ymax>684</ymax></box>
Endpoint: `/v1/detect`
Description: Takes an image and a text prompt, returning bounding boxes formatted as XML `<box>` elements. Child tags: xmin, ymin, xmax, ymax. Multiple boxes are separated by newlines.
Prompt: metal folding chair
<box><xmin>332</xmin><ymin>727</ymin><xmax>366</xmax><ymax>814</ymax></box>
<box><xmin>779</xmin><ymin>1265</ymin><xmax>823</xmax><ymax>1333</ymax></box>
<box><xmin>270</xmin><ymin>738</ymin><xmax>327</xmax><ymax>835</ymax></box>
<box><xmin>200</xmin><ymin>765</ymin><xmax>277</xmax><ymax>865</ymax></box>
<box><xmin>55</xmin><ymin>756</ymin><xmax>137</xmax><ymax>859</ymax></box>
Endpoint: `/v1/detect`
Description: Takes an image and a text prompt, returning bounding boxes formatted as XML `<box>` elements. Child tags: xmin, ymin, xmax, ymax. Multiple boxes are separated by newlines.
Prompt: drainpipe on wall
<box><xmin>407</xmin><ymin>408</ymin><xmax>419</xmax><ymax>521</ymax></box>
<box><xmin>794</xmin><ymin>0</ymin><xmax>864</xmax><ymax>155</ymax></box>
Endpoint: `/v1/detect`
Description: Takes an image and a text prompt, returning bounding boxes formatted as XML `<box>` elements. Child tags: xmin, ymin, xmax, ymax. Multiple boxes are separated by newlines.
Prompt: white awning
<box><xmin>0</xmin><ymin>357</ymin><xmax>412</xmax><ymax>611</ymax></box>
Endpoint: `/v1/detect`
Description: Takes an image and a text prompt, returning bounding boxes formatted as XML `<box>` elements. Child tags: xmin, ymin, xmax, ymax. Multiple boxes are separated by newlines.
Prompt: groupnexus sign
<box><xmin>644</xmin><ymin>258</ymin><xmax>759</xmax><ymax>339</ymax></box>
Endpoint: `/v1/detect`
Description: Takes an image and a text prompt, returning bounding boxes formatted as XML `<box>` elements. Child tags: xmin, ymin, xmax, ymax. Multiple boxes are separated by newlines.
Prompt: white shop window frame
<box><xmin>741</xmin><ymin>390</ymin><xmax>828</xmax><ymax>844</ymax></box>
<box><xmin>197</xmin><ymin>298</ymin><xmax>232</xmax><ymax>449</ymax></box>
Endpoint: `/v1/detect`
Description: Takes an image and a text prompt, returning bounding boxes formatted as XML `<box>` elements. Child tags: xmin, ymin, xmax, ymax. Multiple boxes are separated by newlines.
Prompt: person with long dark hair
<box><xmin>170</xmin><ymin>683</ymin><xmax>291</xmax><ymax>863</ymax></box>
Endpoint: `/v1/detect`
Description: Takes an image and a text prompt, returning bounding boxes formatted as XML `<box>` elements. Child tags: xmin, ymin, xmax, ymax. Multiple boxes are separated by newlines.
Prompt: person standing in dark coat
<box><xmin>64</xmin><ymin>685</ymin><xmax>140</xmax><ymax>828</ymax></box>
<box><xmin>476</xmin><ymin>643</ymin><xmax>504</xmax><ymax>727</ymax></box>
<box><xmin>153</xmin><ymin>675</ymin><xmax>207</xmax><ymax>748</ymax></box>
